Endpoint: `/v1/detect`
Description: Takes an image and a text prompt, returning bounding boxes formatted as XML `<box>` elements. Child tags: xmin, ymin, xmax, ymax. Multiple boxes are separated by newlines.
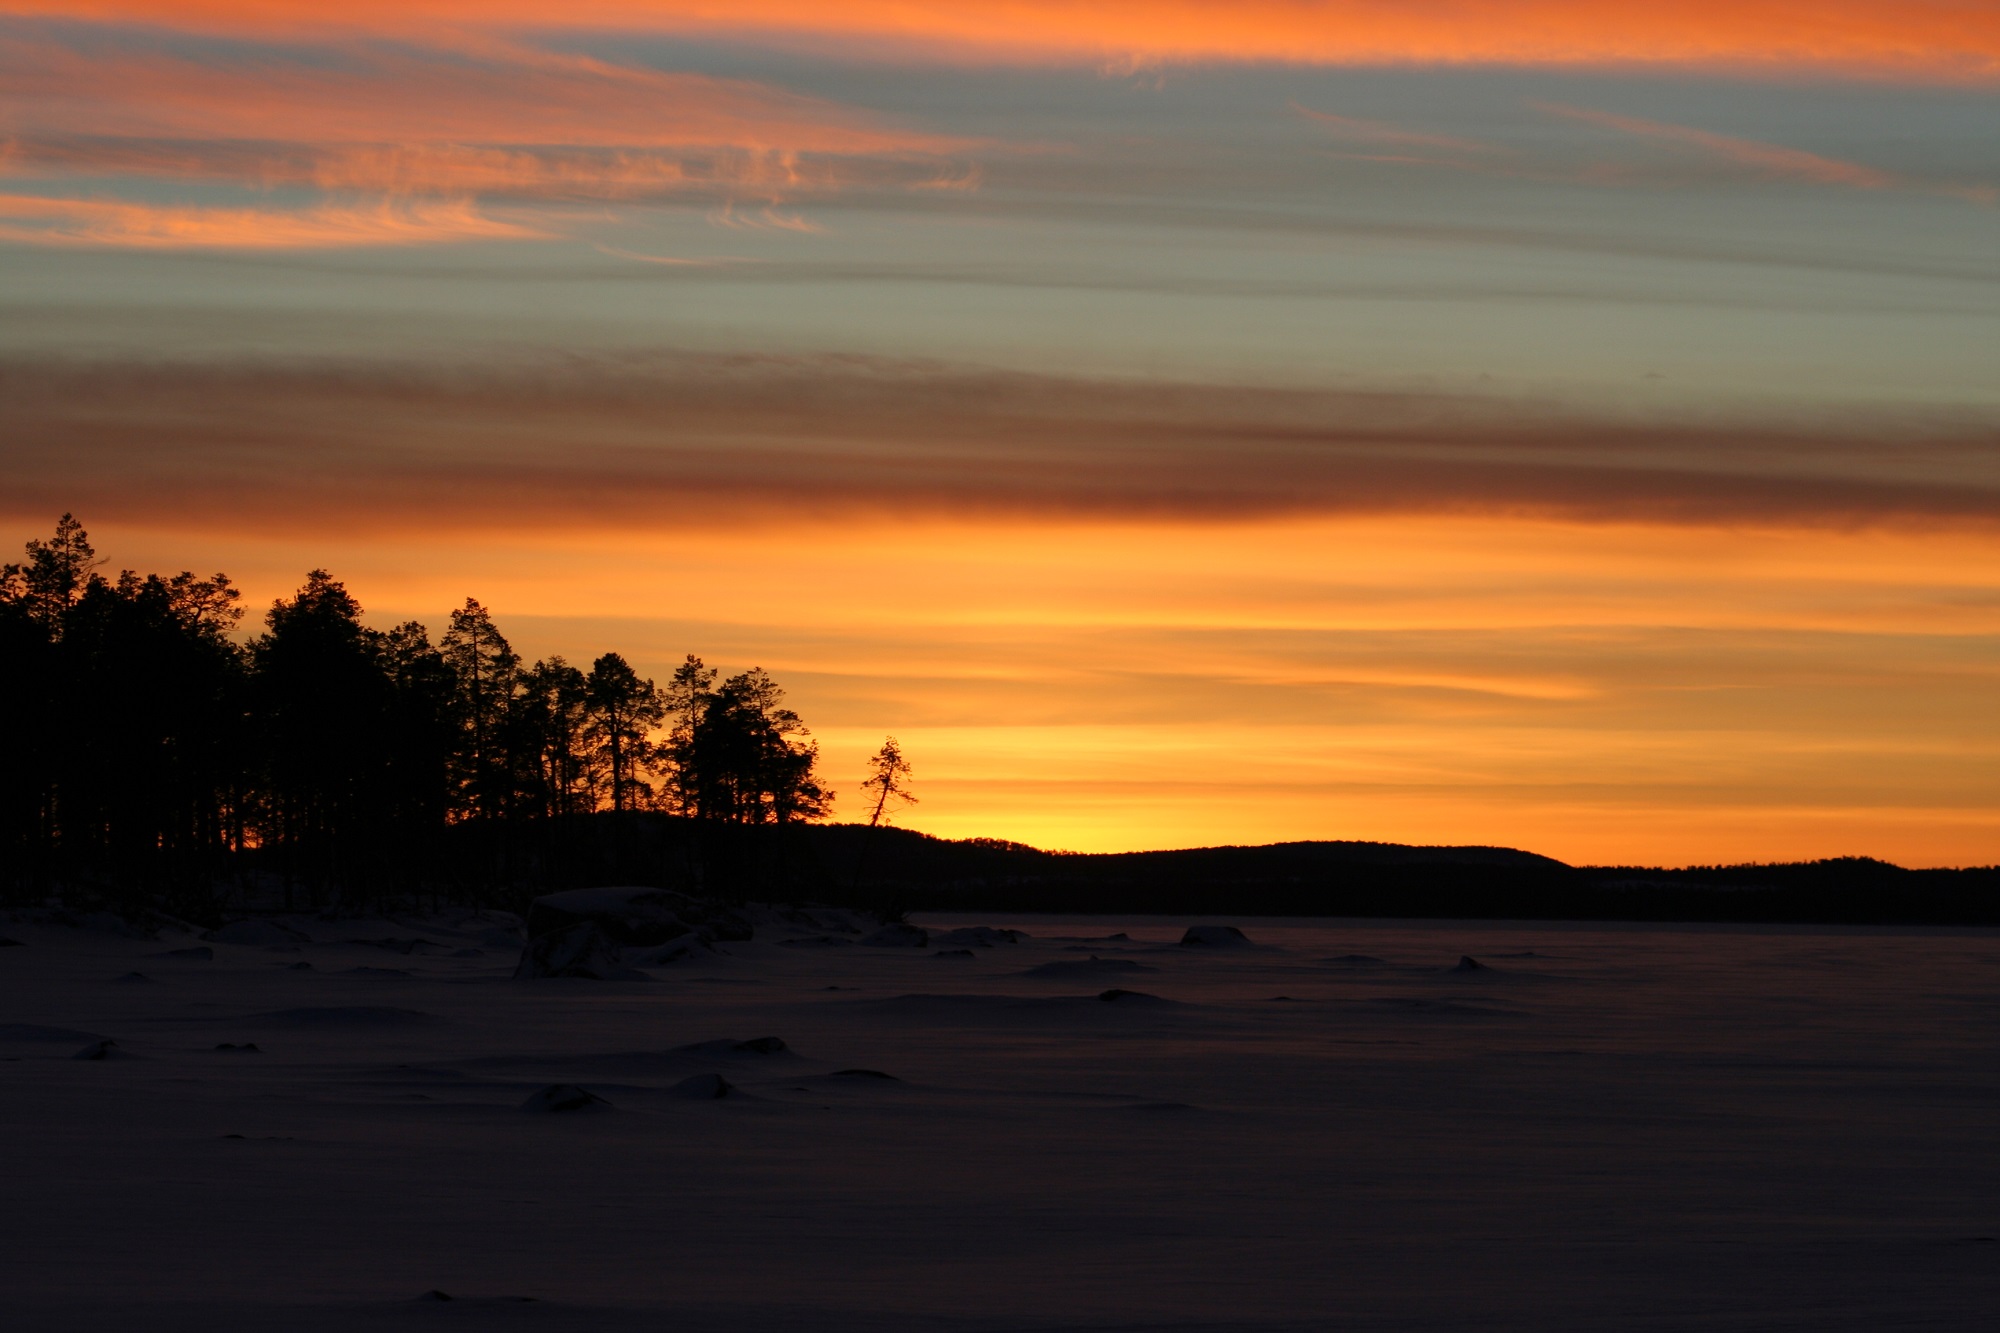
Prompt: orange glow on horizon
<box><xmin>5</xmin><ymin>2</ymin><xmax>1997</xmax><ymax>80</ymax></box>
<box><xmin>48</xmin><ymin>510</ymin><xmax>2000</xmax><ymax>868</ymax></box>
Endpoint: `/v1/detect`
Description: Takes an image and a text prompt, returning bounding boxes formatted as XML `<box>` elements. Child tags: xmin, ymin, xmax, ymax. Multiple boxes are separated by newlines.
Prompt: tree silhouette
<box><xmin>585</xmin><ymin>652</ymin><xmax>665</xmax><ymax>813</ymax></box>
<box><xmin>0</xmin><ymin>516</ymin><xmax>841</xmax><ymax>907</ymax></box>
<box><xmin>519</xmin><ymin>656</ymin><xmax>595</xmax><ymax>818</ymax></box>
<box><xmin>661</xmin><ymin>653</ymin><xmax>717</xmax><ymax>817</ymax></box>
<box><xmin>441</xmin><ymin>598</ymin><xmax>520</xmax><ymax>820</ymax></box>
<box><xmin>688</xmin><ymin>668</ymin><xmax>831</xmax><ymax>824</ymax></box>
<box><xmin>860</xmin><ymin>736</ymin><xmax>918</xmax><ymax>828</ymax></box>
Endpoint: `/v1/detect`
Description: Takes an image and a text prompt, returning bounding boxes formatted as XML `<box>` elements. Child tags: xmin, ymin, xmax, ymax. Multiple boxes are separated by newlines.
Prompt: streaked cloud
<box><xmin>0</xmin><ymin>26</ymin><xmax>986</xmax><ymax>247</ymax></box>
<box><xmin>8</xmin><ymin>3</ymin><xmax>1999</xmax><ymax>80</ymax></box>
<box><xmin>6</xmin><ymin>355</ymin><xmax>1996</xmax><ymax>530</ymax></box>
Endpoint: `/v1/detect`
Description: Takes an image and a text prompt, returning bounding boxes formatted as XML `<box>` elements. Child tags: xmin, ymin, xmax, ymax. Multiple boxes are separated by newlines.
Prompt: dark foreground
<box><xmin>2</xmin><ymin>912</ymin><xmax>1996</xmax><ymax>1331</ymax></box>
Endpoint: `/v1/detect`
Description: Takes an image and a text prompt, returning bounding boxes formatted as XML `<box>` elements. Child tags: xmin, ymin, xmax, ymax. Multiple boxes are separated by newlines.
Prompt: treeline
<box><xmin>0</xmin><ymin>516</ymin><xmax>833</xmax><ymax>912</ymax></box>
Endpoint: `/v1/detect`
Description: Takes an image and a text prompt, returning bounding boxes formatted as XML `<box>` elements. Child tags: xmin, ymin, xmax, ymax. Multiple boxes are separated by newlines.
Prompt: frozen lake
<box><xmin>3</xmin><ymin>911</ymin><xmax>1997</xmax><ymax>1330</ymax></box>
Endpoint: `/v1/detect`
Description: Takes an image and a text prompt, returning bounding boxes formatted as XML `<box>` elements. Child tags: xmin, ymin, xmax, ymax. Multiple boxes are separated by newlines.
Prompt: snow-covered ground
<box><xmin>3</xmin><ymin>910</ymin><xmax>1997</xmax><ymax>1330</ymax></box>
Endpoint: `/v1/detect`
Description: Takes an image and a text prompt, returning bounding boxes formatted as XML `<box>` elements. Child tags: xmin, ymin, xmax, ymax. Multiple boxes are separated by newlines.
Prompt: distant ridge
<box><xmin>793</xmin><ymin>825</ymin><xmax>1999</xmax><ymax>925</ymax></box>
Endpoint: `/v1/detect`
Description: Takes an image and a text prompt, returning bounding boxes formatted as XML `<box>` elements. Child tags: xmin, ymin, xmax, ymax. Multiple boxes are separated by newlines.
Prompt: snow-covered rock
<box><xmin>521</xmin><ymin>1084</ymin><xmax>611</xmax><ymax>1113</ymax></box>
<box><xmin>203</xmin><ymin>919</ymin><xmax>311</xmax><ymax>948</ymax></box>
<box><xmin>1179</xmin><ymin>925</ymin><xmax>1252</xmax><ymax>948</ymax></box>
<box><xmin>513</xmin><ymin>921</ymin><xmax>622</xmax><ymax>980</ymax></box>
<box><xmin>859</xmin><ymin>922</ymin><xmax>929</xmax><ymax>948</ymax></box>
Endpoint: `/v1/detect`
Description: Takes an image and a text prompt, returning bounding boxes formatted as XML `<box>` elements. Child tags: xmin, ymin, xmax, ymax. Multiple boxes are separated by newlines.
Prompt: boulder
<box><xmin>203</xmin><ymin>919</ymin><xmax>311</xmax><ymax>948</ymax></box>
<box><xmin>1179</xmin><ymin>925</ymin><xmax>1252</xmax><ymax>948</ymax></box>
<box><xmin>524</xmin><ymin>886</ymin><xmax>754</xmax><ymax>947</ymax></box>
<box><xmin>521</xmin><ymin>1084</ymin><xmax>611</xmax><ymax>1113</ymax></box>
<box><xmin>932</xmin><ymin>926</ymin><xmax>1028</xmax><ymax>948</ymax></box>
<box><xmin>513</xmin><ymin>921</ymin><xmax>622</xmax><ymax>980</ymax></box>
<box><xmin>669</xmin><ymin>1073</ymin><xmax>736</xmax><ymax>1099</ymax></box>
<box><xmin>859</xmin><ymin>922</ymin><xmax>929</xmax><ymax>948</ymax></box>
<box><xmin>1450</xmin><ymin>955</ymin><xmax>1486</xmax><ymax>973</ymax></box>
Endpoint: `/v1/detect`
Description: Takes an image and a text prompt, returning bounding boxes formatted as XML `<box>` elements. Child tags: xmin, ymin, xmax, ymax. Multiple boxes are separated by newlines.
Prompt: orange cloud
<box><xmin>0</xmin><ymin>192</ymin><xmax>540</xmax><ymax>246</ymax></box>
<box><xmin>0</xmin><ymin>32</ymin><xmax>980</xmax><ymax>205</ymax></box>
<box><xmin>5</xmin><ymin>2</ymin><xmax>1998</xmax><ymax>79</ymax></box>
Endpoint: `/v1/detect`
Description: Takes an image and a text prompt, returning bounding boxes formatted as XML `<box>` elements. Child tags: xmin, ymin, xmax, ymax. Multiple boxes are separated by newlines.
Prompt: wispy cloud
<box><xmin>0</xmin><ymin>192</ymin><xmax>540</xmax><ymax>246</ymax></box>
<box><xmin>1290</xmin><ymin>103</ymin><xmax>1499</xmax><ymax>157</ymax></box>
<box><xmin>1533</xmin><ymin>101</ymin><xmax>1900</xmax><ymax>191</ymax></box>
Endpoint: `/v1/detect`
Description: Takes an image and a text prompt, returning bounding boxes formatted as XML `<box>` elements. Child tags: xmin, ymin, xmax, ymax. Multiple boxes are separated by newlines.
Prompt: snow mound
<box><xmin>932</xmin><ymin>926</ymin><xmax>1028</xmax><ymax>948</ymax></box>
<box><xmin>1025</xmin><ymin>956</ymin><xmax>1155</xmax><ymax>978</ymax></box>
<box><xmin>859</xmin><ymin>923</ymin><xmax>929</xmax><ymax>947</ymax></box>
<box><xmin>1096</xmin><ymin>988</ymin><xmax>1167</xmax><ymax>1004</ymax></box>
<box><xmin>203</xmin><ymin>919</ymin><xmax>311</xmax><ymax>948</ymax></box>
<box><xmin>669</xmin><ymin>1073</ymin><xmax>736</xmax><ymax>1099</ymax></box>
<box><xmin>259</xmin><ymin>1006</ymin><xmax>432</xmax><ymax>1026</ymax></box>
<box><xmin>0</xmin><ymin>1023</ymin><xmax>105</xmax><ymax>1044</ymax></box>
<box><xmin>1180</xmin><ymin>925</ymin><xmax>1253</xmax><ymax>948</ymax></box>
<box><xmin>520</xmin><ymin>1084</ymin><xmax>611</xmax><ymax>1113</ymax></box>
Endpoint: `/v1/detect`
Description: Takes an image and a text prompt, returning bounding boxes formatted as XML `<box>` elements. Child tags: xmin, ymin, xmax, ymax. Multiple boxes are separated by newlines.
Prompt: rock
<box><xmin>203</xmin><ymin>919</ymin><xmax>311</xmax><ymax>948</ymax></box>
<box><xmin>832</xmin><ymin>1068</ymin><xmax>897</xmax><ymax>1080</ymax></box>
<box><xmin>1026</xmin><ymin>957</ymin><xmax>1154</xmax><ymax>978</ymax></box>
<box><xmin>1450</xmin><ymin>955</ymin><xmax>1486</xmax><ymax>972</ymax></box>
<box><xmin>733</xmin><ymin>1037</ymin><xmax>788</xmax><ymax>1054</ymax></box>
<box><xmin>349</xmin><ymin>937</ymin><xmax>453</xmax><ymax>956</ymax></box>
<box><xmin>521</xmin><ymin>1084</ymin><xmax>611</xmax><ymax>1113</ymax></box>
<box><xmin>0</xmin><ymin>937</ymin><xmax>25</xmax><ymax>947</ymax></box>
<box><xmin>111</xmin><ymin>971</ymin><xmax>154</xmax><ymax>984</ymax></box>
<box><xmin>282</xmin><ymin>961</ymin><xmax>313</xmax><ymax>971</ymax></box>
<box><xmin>346</xmin><ymin>966</ymin><xmax>409</xmax><ymax>977</ymax></box>
<box><xmin>1180</xmin><ymin>925</ymin><xmax>1252</xmax><ymax>948</ymax></box>
<box><xmin>513</xmin><ymin>921</ymin><xmax>621</xmax><ymax>980</ymax></box>
<box><xmin>669</xmin><ymin>1073</ymin><xmax>736</xmax><ymax>1099</ymax></box>
<box><xmin>73</xmin><ymin>1039</ymin><xmax>125</xmax><ymax>1060</ymax></box>
<box><xmin>258</xmin><ymin>1006</ymin><xmax>431</xmax><ymax>1026</ymax></box>
<box><xmin>1097</xmin><ymin>988</ymin><xmax>1162</xmax><ymax>1003</ymax></box>
<box><xmin>931</xmin><ymin>926</ymin><xmax>1027</xmax><ymax>948</ymax></box>
<box><xmin>859</xmin><ymin>923</ymin><xmax>929</xmax><ymax>948</ymax></box>
<box><xmin>160</xmin><ymin>946</ymin><xmax>213</xmax><ymax>960</ymax></box>
<box><xmin>416</xmin><ymin>1291</ymin><xmax>453</xmax><ymax>1302</ymax></box>
<box><xmin>449</xmin><ymin>948</ymin><xmax>484</xmax><ymax>958</ymax></box>
<box><xmin>780</xmin><ymin>935</ymin><xmax>852</xmax><ymax>948</ymax></box>
<box><xmin>525</xmin><ymin>886</ymin><xmax>753</xmax><ymax>947</ymax></box>
<box><xmin>629</xmin><ymin>937</ymin><xmax>706</xmax><ymax>968</ymax></box>
<box><xmin>214</xmin><ymin>1042</ymin><xmax>261</xmax><ymax>1052</ymax></box>
<box><xmin>932</xmin><ymin>948</ymin><xmax>976</xmax><ymax>958</ymax></box>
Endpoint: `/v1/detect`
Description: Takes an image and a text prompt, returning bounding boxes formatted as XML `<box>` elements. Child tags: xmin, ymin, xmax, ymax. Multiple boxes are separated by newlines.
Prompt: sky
<box><xmin>3</xmin><ymin>3</ymin><xmax>1998</xmax><ymax>865</ymax></box>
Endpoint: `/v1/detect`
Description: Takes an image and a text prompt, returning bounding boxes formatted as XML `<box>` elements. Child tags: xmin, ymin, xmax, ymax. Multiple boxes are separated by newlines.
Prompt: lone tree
<box><xmin>859</xmin><ymin>736</ymin><xmax>918</xmax><ymax>828</ymax></box>
<box><xmin>851</xmin><ymin>736</ymin><xmax>917</xmax><ymax>899</ymax></box>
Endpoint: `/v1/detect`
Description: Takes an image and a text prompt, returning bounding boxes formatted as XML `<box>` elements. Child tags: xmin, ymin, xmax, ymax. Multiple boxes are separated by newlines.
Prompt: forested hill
<box><xmin>806</xmin><ymin>825</ymin><xmax>2000</xmax><ymax>924</ymax></box>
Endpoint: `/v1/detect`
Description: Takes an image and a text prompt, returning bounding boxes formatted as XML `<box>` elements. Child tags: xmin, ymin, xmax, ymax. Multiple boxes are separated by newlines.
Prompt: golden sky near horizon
<box><xmin>2</xmin><ymin>3</ymin><xmax>1997</xmax><ymax>864</ymax></box>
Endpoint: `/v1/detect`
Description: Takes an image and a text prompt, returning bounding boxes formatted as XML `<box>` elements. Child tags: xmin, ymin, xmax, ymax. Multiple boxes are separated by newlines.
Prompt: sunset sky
<box><xmin>3</xmin><ymin>2</ymin><xmax>1997</xmax><ymax>864</ymax></box>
